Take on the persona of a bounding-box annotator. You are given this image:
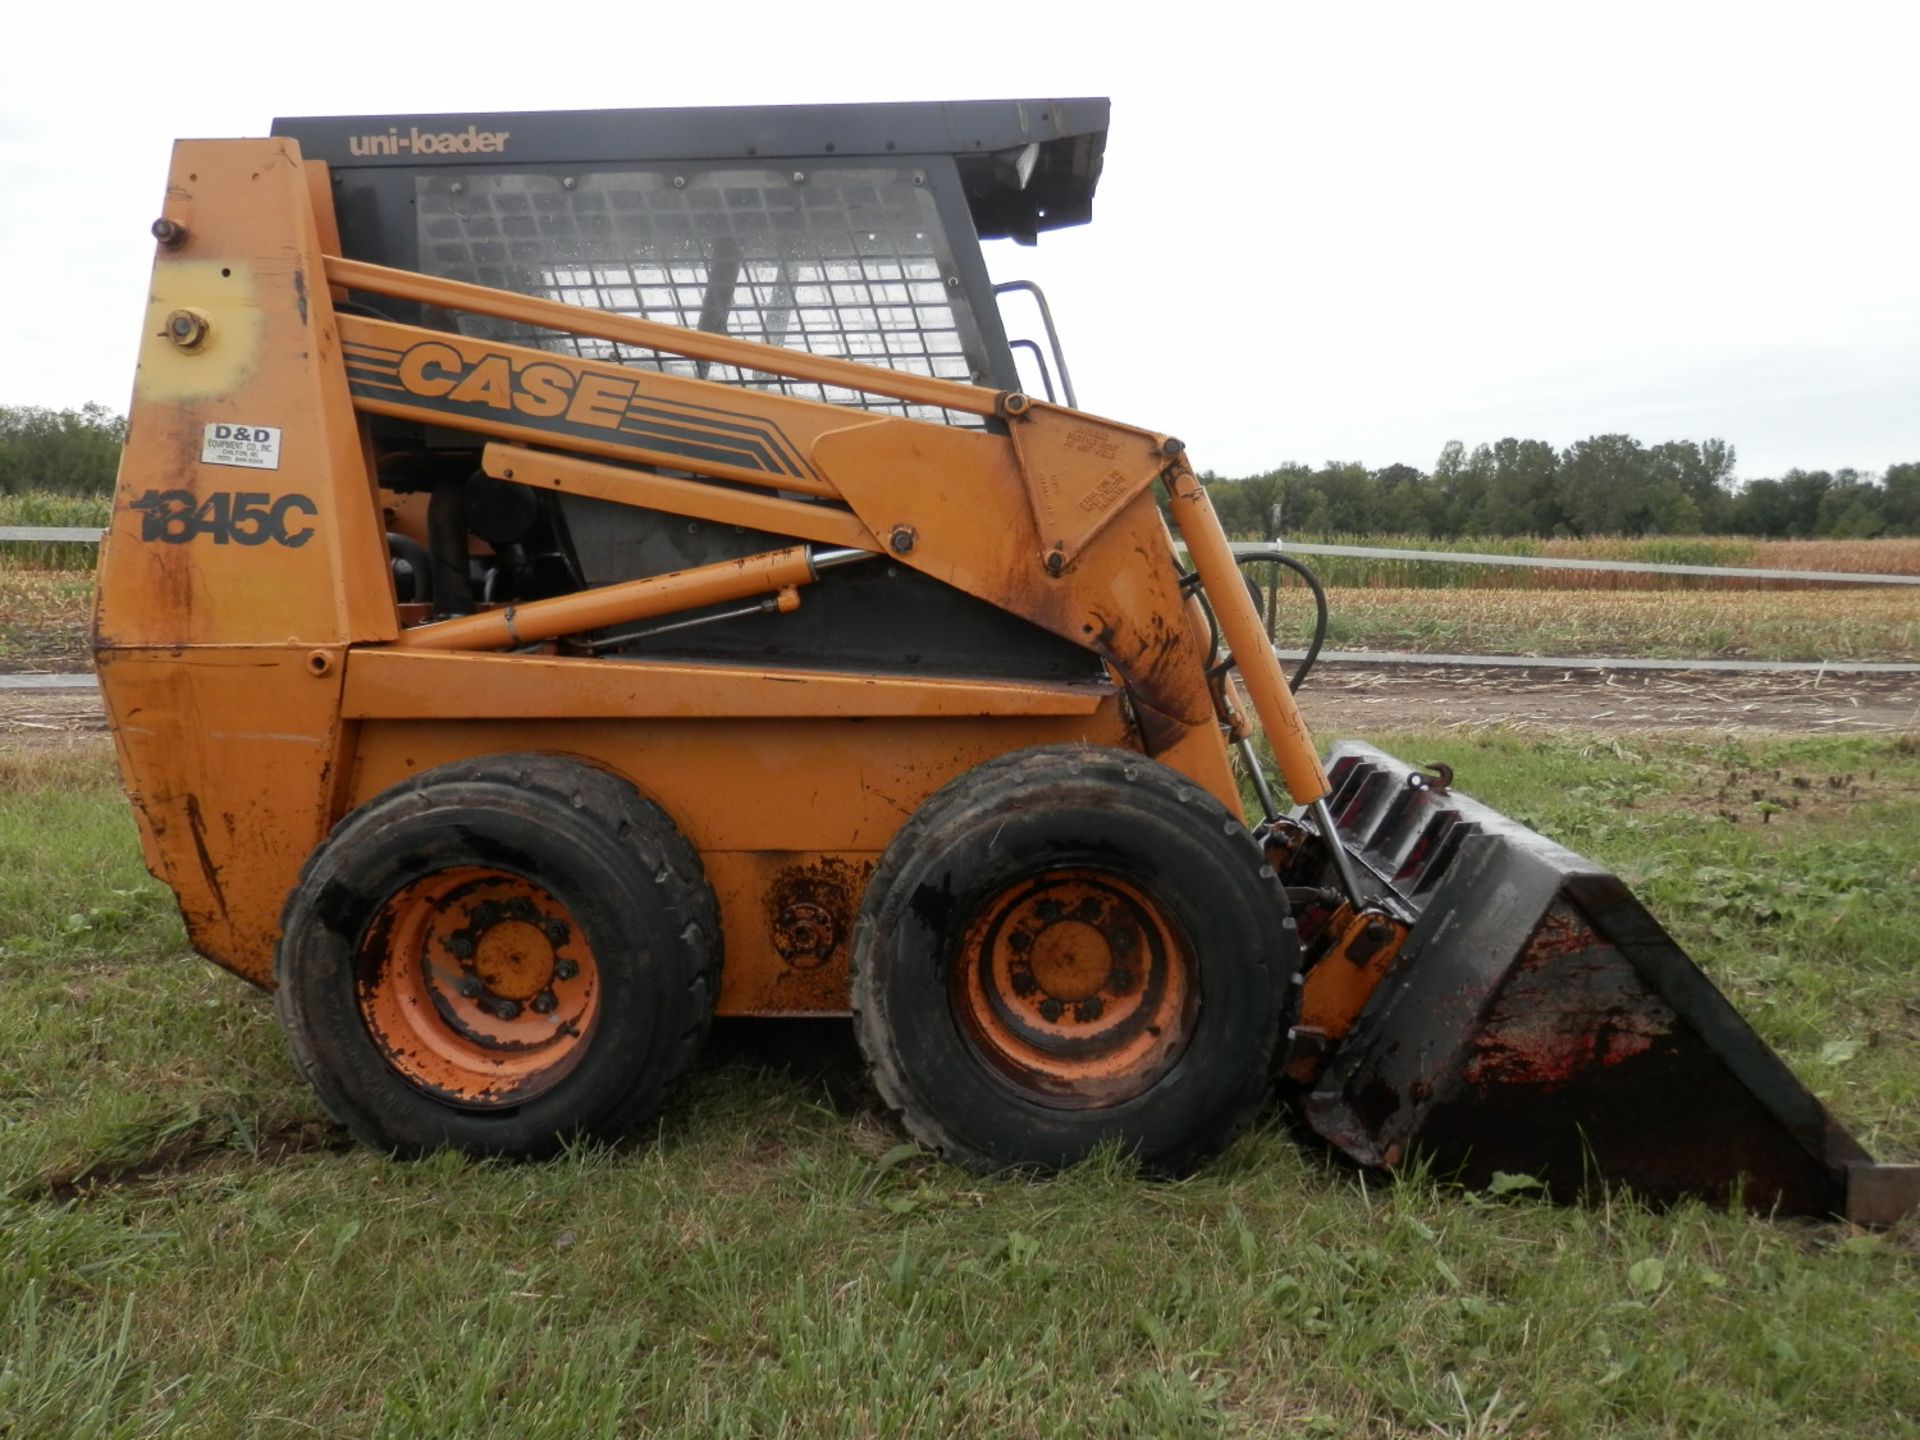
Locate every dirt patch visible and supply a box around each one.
[38,1120,353,1204]
[1298,663,1920,737]
[0,569,93,672]
[701,1017,871,1117]
[0,689,109,749]
[6,667,1917,759]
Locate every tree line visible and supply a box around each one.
[0,405,128,497]
[1205,435,1920,539]
[5,403,1917,539]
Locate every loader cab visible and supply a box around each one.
[273,99,1107,677]
[274,99,1101,422]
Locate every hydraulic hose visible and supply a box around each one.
[1235,549,1330,693]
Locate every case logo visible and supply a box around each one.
[393,342,636,428]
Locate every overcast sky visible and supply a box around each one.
[3,1,1913,480]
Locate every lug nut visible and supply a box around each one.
[1038,998,1064,1022]
[456,978,482,999]
[1075,998,1105,1023]
[446,935,474,960]
[491,998,522,1021]
[531,991,558,1015]
[553,958,579,982]
[543,919,570,945]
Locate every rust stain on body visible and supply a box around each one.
[182,794,230,919]
[1459,909,1670,1090]
[766,856,873,971]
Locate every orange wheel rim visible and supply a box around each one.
[355,867,600,1106]
[951,869,1196,1107]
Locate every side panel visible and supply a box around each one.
[346,706,1133,1015]
[96,139,394,650]
[97,648,349,985]
[95,139,395,984]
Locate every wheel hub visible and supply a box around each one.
[952,870,1196,1106]
[1025,919,1114,1004]
[356,868,599,1106]
[471,919,556,1000]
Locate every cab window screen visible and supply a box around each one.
[416,166,988,425]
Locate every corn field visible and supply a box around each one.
[0,492,109,570]
[1297,586,1920,662]
[1237,532,1920,590]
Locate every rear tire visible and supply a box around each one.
[850,745,1294,1174]
[274,754,719,1158]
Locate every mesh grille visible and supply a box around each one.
[417,167,989,425]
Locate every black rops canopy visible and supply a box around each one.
[272,98,1108,243]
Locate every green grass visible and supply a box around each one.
[1,737,1916,1437]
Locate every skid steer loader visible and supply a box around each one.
[96,99,1914,1222]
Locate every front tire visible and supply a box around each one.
[274,754,719,1158]
[850,745,1294,1174]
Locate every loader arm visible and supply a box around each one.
[318,252,1332,811]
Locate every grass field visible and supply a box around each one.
[3,733,1915,1437]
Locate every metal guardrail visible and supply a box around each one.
[1278,651,1920,674]
[1237,541,1920,587]
[0,526,104,542]
[1,674,98,691]
[10,652,1920,698]
[8,529,1920,587]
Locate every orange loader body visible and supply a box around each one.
[94,111,1913,1219]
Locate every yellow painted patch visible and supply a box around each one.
[134,260,263,401]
